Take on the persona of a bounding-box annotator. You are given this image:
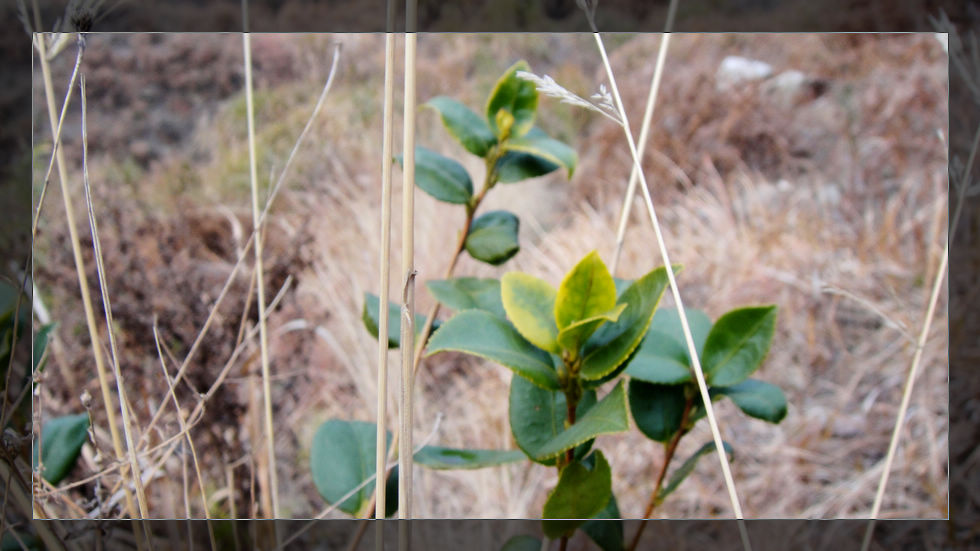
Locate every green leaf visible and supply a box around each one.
[625,330,692,385]
[554,252,616,332]
[494,150,561,183]
[532,381,630,461]
[425,96,497,157]
[465,210,520,266]
[504,127,577,179]
[542,451,612,539]
[657,441,734,503]
[650,308,713,358]
[486,60,538,138]
[555,251,618,333]
[625,308,713,385]
[395,146,473,204]
[509,374,597,466]
[383,465,399,518]
[628,380,687,443]
[581,494,624,551]
[33,413,89,485]
[713,379,788,423]
[33,322,57,372]
[500,272,560,353]
[310,419,388,516]
[580,266,674,380]
[414,446,525,470]
[702,306,778,387]
[361,292,436,349]
[556,303,626,354]
[426,309,560,390]
[426,277,505,318]
[500,535,541,551]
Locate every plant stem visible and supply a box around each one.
[627,395,693,551]
[360,147,503,521]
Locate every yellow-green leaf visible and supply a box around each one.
[486,60,538,138]
[555,251,617,332]
[579,266,675,380]
[556,303,627,355]
[501,272,560,354]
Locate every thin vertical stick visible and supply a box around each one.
[400,0,419,547]
[859,121,970,551]
[859,245,947,551]
[242,28,280,519]
[31,20,136,522]
[376,0,398,539]
[609,0,678,275]
[80,71,152,531]
[587,24,751,550]
[152,322,217,549]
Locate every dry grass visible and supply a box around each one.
[32,33,947,520]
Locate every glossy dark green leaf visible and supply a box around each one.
[494,150,561,183]
[713,378,787,423]
[504,128,577,179]
[628,380,687,443]
[310,419,388,516]
[542,451,612,539]
[579,266,674,380]
[425,96,497,157]
[34,413,89,485]
[395,146,473,204]
[657,441,734,503]
[624,329,693,385]
[426,277,505,318]
[414,446,525,469]
[509,374,597,466]
[33,322,56,372]
[361,292,436,349]
[465,210,520,266]
[532,381,630,461]
[702,306,778,387]
[581,494,624,551]
[426,309,560,390]
[649,307,713,358]
[486,60,538,138]
[500,535,541,551]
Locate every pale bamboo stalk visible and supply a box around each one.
[588,26,751,549]
[859,245,947,551]
[152,321,217,549]
[859,117,971,551]
[376,5,398,533]
[136,45,341,451]
[79,73,153,528]
[31,23,136,521]
[400,1,419,546]
[242,30,280,520]
[609,0,678,274]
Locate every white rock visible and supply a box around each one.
[762,69,809,108]
[716,55,773,91]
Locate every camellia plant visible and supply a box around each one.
[309,61,788,550]
[310,60,577,518]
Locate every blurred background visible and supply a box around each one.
[31,33,948,520]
